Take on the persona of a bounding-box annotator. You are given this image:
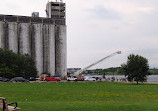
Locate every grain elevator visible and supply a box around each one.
[0,1,67,77]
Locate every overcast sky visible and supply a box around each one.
[0,0,158,69]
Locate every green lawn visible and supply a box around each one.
[0,82,158,111]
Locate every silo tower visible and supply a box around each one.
[46,1,67,77]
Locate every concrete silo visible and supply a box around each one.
[0,22,5,49]
[18,23,31,55]
[8,22,18,53]
[55,25,67,77]
[0,1,67,77]
[46,1,67,76]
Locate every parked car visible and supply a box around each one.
[45,77,61,82]
[95,77,102,81]
[0,77,10,82]
[67,76,78,81]
[35,77,41,81]
[29,77,37,81]
[85,77,96,81]
[10,77,29,82]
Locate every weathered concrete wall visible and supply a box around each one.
[33,24,43,75]
[19,23,31,55]
[0,21,66,77]
[8,22,18,53]
[43,24,56,75]
[0,22,5,49]
[55,25,67,76]
[43,24,49,73]
[48,25,55,75]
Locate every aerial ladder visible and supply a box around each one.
[74,51,121,76]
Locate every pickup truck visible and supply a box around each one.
[67,76,78,81]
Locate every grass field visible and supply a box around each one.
[0,82,158,111]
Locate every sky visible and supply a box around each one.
[0,0,158,69]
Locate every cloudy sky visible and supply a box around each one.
[0,0,158,69]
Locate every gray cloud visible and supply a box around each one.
[86,5,120,20]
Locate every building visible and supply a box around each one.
[0,1,67,77]
[46,2,66,19]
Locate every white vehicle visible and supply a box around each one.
[67,76,78,81]
[85,77,96,81]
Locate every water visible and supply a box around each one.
[88,75,158,83]
[147,75,158,83]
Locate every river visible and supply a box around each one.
[87,75,158,83]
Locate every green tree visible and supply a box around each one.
[0,48,37,79]
[22,54,37,78]
[0,63,15,78]
[121,54,150,84]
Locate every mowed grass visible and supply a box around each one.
[0,82,158,111]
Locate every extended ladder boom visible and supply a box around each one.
[74,51,121,76]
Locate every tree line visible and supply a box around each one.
[85,67,124,75]
[85,67,157,75]
[0,48,37,79]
